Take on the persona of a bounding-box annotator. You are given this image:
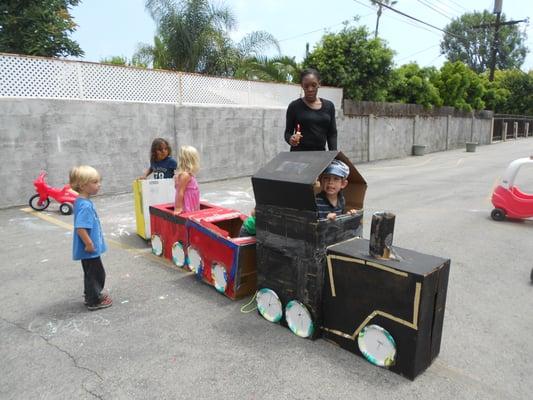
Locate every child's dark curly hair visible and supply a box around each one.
[150,138,172,163]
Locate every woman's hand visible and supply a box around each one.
[326,212,337,220]
[173,208,182,216]
[290,131,303,146]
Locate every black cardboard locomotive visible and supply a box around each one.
[252,151,451,380]
[323,237,450,380]
[252,151,366,338]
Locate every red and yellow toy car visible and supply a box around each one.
[491,156,533,221]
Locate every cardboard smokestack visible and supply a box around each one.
[369,212,396,259]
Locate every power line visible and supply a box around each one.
[438,0,468,15]
[368,0,465,40]
[416,0,453,20]
[278,13,375,42]
[396,44,441,63]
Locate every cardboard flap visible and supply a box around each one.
[252,151,367,212]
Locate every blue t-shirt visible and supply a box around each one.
[150,156,177,179]
[72,197,107,260]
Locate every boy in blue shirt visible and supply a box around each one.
[70,165,112,310]
[316,159,357,220]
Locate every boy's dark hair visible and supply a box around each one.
[300,68,320,83]
[150,138,172,163]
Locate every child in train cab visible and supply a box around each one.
[239,208,256,237]
[139,138,177,179]
[174,145,201,215]
[316,159,357,221]
[69,165,112,311]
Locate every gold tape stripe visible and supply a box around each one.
[365,260,408,277]
[327,256,336,297]
[322,271,422,341]
[20,207,192,272]
[413,282,421,327]
[328,254,366,265]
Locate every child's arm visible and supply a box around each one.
[138,167,153,180]
[77,228,95,253]
[174,172,191,215]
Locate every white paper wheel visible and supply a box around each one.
[187,248,203,274]
[211,263,227,293]
[151,234,163,256]
[285,300,314,338]
[256,288,283,323]
[171,242,186,267]
[357,324,397,367]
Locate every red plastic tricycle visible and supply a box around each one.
[29,171,78,215]
[491,156,533,221]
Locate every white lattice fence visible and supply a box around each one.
[0,53,343,107]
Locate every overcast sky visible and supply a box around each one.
[70,0,532,71]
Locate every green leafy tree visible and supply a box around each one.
[0,0,83,57]
[433,61,486,112]
[370,0,397,38]
[387,63,442,108]
[304,25,394,101]
[440,11,527,73]
[491,69,533,115]
[137,0,279,75]
[100,56,148,68]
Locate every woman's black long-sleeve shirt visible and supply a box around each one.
[284,97,337,151]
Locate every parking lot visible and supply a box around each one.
[1,138,532,399]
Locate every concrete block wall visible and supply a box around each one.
[0,98,493,208]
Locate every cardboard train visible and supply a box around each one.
[142,151,450,380]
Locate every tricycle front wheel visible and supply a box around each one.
[29,194,50,211]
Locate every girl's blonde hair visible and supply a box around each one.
[69,165,101,192]
[177,145,200,175]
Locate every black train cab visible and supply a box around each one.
[252,151,367,339]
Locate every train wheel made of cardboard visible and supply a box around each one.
[151,234,163,256]
[256,288,283,323]
[211,263,228,293]
[187,247,203,276]
[357,324,397,368]
[285,300,314,338]
[171,241,186,267]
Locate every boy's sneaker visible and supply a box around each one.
[87,296,113,311]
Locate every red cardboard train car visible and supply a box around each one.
[149,202,256,300]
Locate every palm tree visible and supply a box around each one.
[234,56,298,83]
[370,0,397,38]
[137,0,280,76]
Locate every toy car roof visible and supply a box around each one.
[252,151,367,212]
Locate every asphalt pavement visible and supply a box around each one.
[1,138,532,399]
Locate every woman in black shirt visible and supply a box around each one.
[284,68,337,151]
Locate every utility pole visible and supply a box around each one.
[483,0,527,81]
[488,0,502,81]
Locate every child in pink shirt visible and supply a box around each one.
[174,145,200,215]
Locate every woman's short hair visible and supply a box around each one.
[300,68,320,83]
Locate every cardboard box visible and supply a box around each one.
[149,202,257,300]
[323,238,450,380]
[149,202,223,266]
[252,151,367,339]
[188,212,257,300]
[133,178,175,239]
